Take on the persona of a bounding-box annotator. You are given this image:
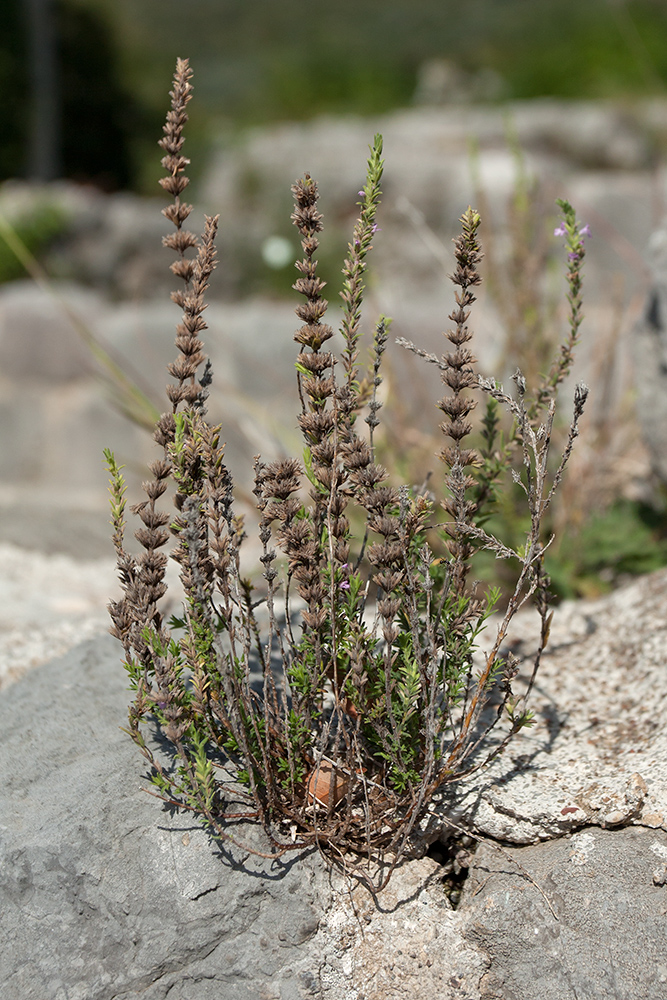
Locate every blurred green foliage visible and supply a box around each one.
[546,497,667,599]
[0,0,149,189]
[77,0,667,125]
[470,492,667,603]
[0,201,69,284]
[0,0,29,180]
[3,0,667,191]
[56,1,148,189]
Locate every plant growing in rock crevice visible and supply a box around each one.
[105,58,588,889]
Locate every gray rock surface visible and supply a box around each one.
[2,566,667,998]
[0,181,176,302]
[0,632,329,1000]
[0,281,306,505]
[422,567,667,846]
[0,542,118,689]
[463,827,667,1000]
[0,633,485,1000]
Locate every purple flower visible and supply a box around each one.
[579,224,592,238]
[340,581,351,591]
[567,251,580,262]
[371,224,380,235]
[554,223,567,237]
[358,190,365,197]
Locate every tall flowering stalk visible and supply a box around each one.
[338,138,383,429]
[536,199,591,412]
[438,207,483,596]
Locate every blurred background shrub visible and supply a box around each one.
[3,0,667,193]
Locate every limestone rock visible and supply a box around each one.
[0,634,326,1000]
[2,567,667,996]
[421,567,667,847]
[0,542,118,690]
[461,827,667,999]
[0,634,482,1000]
